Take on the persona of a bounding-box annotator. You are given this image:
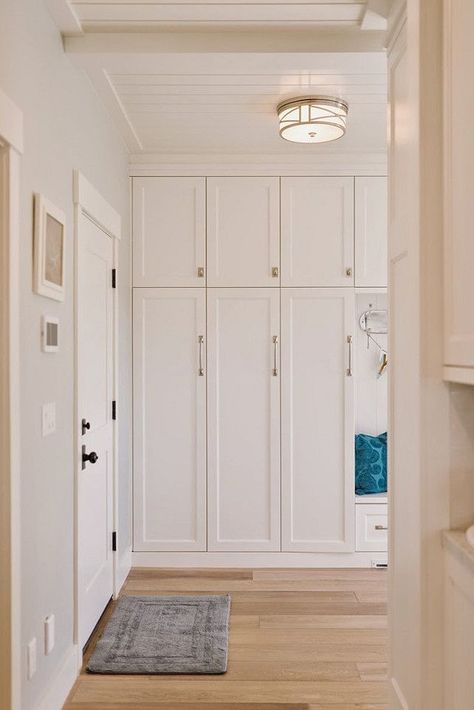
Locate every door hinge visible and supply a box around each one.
[112,268,117,289]
[112,531,117,552]
[112,400,117,420]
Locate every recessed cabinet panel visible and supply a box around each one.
[355,177,387,288]
[444,0,474,371]
[133,177,206,287]
[133,288,206,551]
[207,177,280,286]
[281,288,355,552]
[207,288,280,551]
[281,177,354,287]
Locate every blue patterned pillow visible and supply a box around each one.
[355,432,387,495]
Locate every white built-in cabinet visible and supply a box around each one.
[281,289,354,552]
[132,175,388,557]
[355,177,387,288]
[133,177,206,287]
[443,0,474,383]
[281,177,354,287]
[133,288,206,551]
[207,177,280,286]
[207,289,280,551]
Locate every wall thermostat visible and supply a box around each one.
[42,316,59,352]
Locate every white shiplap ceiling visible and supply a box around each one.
[51,1,389,158]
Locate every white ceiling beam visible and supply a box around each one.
[361,0,390,29]
[45,0,83,35]
[65,29,387,62]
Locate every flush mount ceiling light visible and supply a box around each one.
[277,96,349,144]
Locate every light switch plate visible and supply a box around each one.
[27,638,37,680]
[42,402,56,437]
[44,614,55,655]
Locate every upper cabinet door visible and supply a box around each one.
[133,177,206,287]
[281,177,354,287]
[444,0,474,372]
[207,177,280,286]
[355,177,388,288]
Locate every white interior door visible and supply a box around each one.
[208,288,280,551]
[77,212,115,647]
[281,288,355,552]
[133,177,206,287]
[355,177,388,288]
[281,177,354,287]
[133,288,206,551]
[207,177,280,286]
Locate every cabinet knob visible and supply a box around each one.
[197,267,205,278]
[272,267,279,278]
[346,267,353,277]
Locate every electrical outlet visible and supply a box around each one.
[44,615,55,655]
[27,638,37,680]
[42,402,56,437]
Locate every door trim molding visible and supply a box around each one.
[73,171,122,647]
[0,89,23,710]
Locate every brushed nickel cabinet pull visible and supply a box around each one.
[375,524,388,531]
[346,335,353,377]
[272,266,279,278]
[198,335,204,376]
[272,335,279,376]
[197,267,205,278]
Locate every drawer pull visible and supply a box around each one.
[375,524,388,531]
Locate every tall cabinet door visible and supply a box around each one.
[281,289,355,552]
[207,177,280,286]
[133,177,206,287]
[281,177,354,287]
[208,288,280,551]
[133,288,206,551]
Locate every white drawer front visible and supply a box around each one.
[356,504,388,552]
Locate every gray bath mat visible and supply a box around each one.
[87,595,231,675]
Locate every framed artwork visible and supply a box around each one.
[34,193,66,301]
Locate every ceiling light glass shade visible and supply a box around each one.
[277,97,349,144]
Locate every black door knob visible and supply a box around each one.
[82,449,99,465]
[81,418,91,435]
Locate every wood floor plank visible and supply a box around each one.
[64,568,388,709]
[259,614,387,629]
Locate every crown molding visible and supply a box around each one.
[129,152,388,177]
[45,0,83,36]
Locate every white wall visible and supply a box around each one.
[0,2,131,708]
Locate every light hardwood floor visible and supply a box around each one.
[64,568,388,709]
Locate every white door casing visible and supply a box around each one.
[207,288,280,551]
[355,176,388,288]
[133,288,206,551]
[281,288,355,552]
[77,211,115,647]
[281,177,354,287]
[207,177,280,287]
[133,177,206,287]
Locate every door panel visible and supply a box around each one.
[355,177,388,288]
[133,177,206,287]
[77,213,114,647]
[281,177,354,287]
[281,288,355,552]
[133,288,206,551]
[208,288,280,551]
[207,177,280,286]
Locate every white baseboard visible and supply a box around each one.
[37,645,80,710]
[115,546,132,597]
[132,551,387,568]
[390,677,410,710]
